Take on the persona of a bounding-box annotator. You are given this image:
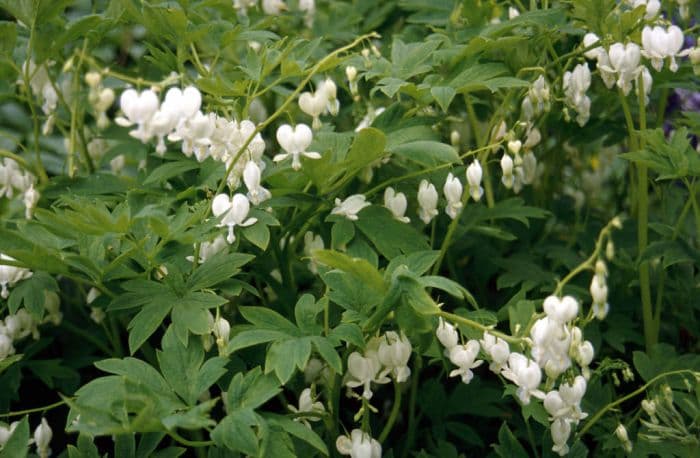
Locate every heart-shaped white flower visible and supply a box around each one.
[212,193,258,243]
[273,124,320,170]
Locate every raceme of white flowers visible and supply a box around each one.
[434,291,596,456]
[344,331,412,400]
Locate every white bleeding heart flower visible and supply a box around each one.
[501,154,514,189]
[377,331,412,382]
[417,179,439,224]
[331,194,370,221]
[345,351,389,399]
[243,161,271,205]
[443,173,463,219]
[115,88,160,142]
[288,387,325,427]
[448,340,483,384]
[0,253,33,299]
[262,0,287,15]
[543,295,579,324]
[480,332,510,373]
[274,124,321,170]
[336,429,382,458]
[436,317,459,350]
[384,187,410,223]
[299,91,327,128]
[466,160,484,202]
[212,193,258,243]
[501,352,545,404]
[642,25,685,72]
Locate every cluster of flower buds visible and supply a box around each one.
[590,259,610,319]
[545,376,588,455]
[344,331,412,400]
[299,78,339,129]
[336,429,381,458]
[500,136,537,193]
[563,63,592,127]
[522,75,551,121]
[85,71,115,129]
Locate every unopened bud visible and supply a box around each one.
[611,216,623,229]
[641,399,656,417]
[85,71,102,88]
[606,240,615,260]
[450,130,460,147]
[346,65,357,82]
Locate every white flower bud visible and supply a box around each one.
[34,418,52,458]
[436,317,459,349]
[466,160,484,202]
[443,173,463,219]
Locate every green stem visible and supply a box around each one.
[438,310,522,344]
[576,369,698,438]
[61,320,115,356]
[553,217,619,296]
[166,430,214,448]
[0,398,70,417]
[637,77,654,352]
[378,381,402,442]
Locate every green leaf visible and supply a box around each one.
[493,422,529,458]
[157,327,225,406]
[228,329,290,353]
[267,415,328,455]
[355,206,430,259]
[312,336,343,372]
[508,300,536,337]
[187,252,254,291]
[313,250,385,294]
[0,354,22,374]
[226,367,281,410]
[390,38,440,79]
[239,307,299,334]
[431,86,456,112]
[331,219,355,250]
[7,271,57,317]
[397,274,440,315]
[127,301,173,354]
[0,415,29,458]
[143,160,200,185]
[265,338,311,383]
[0,21,17,56]
[389,140,459,166]
[294,294,323,333]
[386,250,440,277]
[211,410,259,456]
[95,357,173,398]
[241,223,270,250]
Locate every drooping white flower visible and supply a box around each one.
[345,350,389,399]
[262,0,287,15]
[602,42,642,95]
[543,295,579,324]
[443,173,463,219]
[0,254,33,299]
[642,25,685,72]
[299,90,327,129]
[23,185,40,219]
[480,332,510,373]
[187,235,228,264]
[288,387,325,427]
[115,88,160,142]
[563,63,592,126]
[212,193,258,243]
[436,317,459,350]
[336,429,382,458]
[318,77,339,115]
[298,0,316,27]
[34,417,52,458]
[0,333,15,360]
[274,124,321,170]
[303,231,324,273]
[501,352,545,404]
[448,340,483,384]
[551,418,571,456]
[331,194,370,221]
[466,160,484,202]
[417,180,438,224]
[243,161,271,205]
[377,331,412,382]
[530,316,572,379]
[501,154,514,189]
[384,187,410,223]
